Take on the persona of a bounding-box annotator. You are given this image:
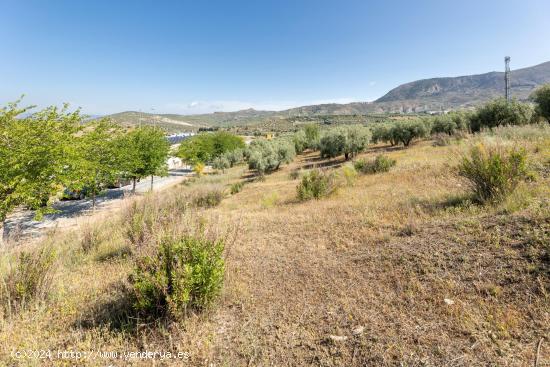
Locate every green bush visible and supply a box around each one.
[212,156,230,172]
[354,155,396,174]
[130,236,224,318]
[431,116,457,136]
[230,181,244,194]
[177,131,245,164]
[469,98,533,133]
[1,247,56,313]
[341,165,358,186]
[297,169,339,201]
[458,144,529,203]
[192,188,225,208]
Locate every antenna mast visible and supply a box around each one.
[504,56,511,101]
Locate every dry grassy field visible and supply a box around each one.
[1,126,549,366]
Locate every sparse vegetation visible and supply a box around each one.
[230,181,244,194]
[458,144,529,203]
[1,247,56,315]
[297,169,339,200]
[354,154,396,174]
[130,235,225,318]
[192,187,225,208]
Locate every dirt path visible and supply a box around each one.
[2,168,192,244]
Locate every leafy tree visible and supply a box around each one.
[303,123,320,149]
[123,126,170,193]
[70,119,126,208]
[390,120,428,146]
[0,100,81,244]
[222,148,244,167]
[212,156,230,172]
[468,98,533,132]
[177,131,244,164]
[431,115,457,136]
[293,130,308,154]
[248,139,295,175]
[319,125,371,159]
[530,84,550,122]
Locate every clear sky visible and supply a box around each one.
[2,0,550,115]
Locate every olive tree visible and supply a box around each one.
[390,120,428,146]
[248,139,295,175]
[319,125,371,160]
[531,84,550,122]
[468,98,533,132]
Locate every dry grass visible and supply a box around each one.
[0,130,549,366]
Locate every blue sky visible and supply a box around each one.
[2,0,550,115]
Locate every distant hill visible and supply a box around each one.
[374,61,550,111]
[104,60,550,131]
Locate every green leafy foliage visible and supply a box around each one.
[469,98,533,133]
[530,84,550,122]
[458,144,529,203]
[297,169,339,201]
[177,131,245,164]
[130,236,225,318]
[0,100,82,222]
[319,125,371,160]
[354,155,396,174]
[390,120,428,146]
[122,126,170,192]
[247,139,296,175]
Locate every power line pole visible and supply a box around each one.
[504,56,511,101]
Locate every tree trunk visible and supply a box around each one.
[150,175,154,191]
[132,177,136,194]
[345,152,349,160]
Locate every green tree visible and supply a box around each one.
[319,125,371,160]
[469,98,533,132]
[303,123,320,149]
[390,120,428,146]
[123,126,170,193]
[531,84,550,122]
[177,131,244,164]
[248,139,295,175]
[0,100,81,244]
[70,119,126,209]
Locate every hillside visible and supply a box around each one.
[104,60,550,131]
[376,61,550,110]
[1,125,549,365]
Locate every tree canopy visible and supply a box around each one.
[177,131,244,164]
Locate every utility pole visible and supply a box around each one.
[504,56,511,101]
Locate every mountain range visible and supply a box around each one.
[105,60,550,130]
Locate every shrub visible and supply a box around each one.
[1,247,56,313]
[130,236,224,318]
[192,188,225,208]
[293,130,308,154]
[303,123,320,149]
[193,162,205,176]
[124,200,156,247]
[81,225,101,253]
[230,181,244,194]
[212,156,230,172]
[469,98,533,133]
[341,165,358,186]
[289,169,301,180]
[260,192,280,208]
[354,155,396,174]
[297,169,339,201]
[458,144,529,203]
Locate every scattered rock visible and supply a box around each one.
[444,298,455,305]
[329,335,348,342]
